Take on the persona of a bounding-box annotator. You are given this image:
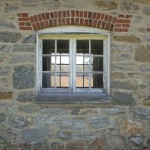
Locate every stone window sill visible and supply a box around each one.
[35,93,111,105]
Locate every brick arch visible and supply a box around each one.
[17,10,132,32]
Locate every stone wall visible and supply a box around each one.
[0,0,150,150]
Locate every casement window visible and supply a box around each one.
[36,27,110,97]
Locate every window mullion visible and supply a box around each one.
[55,39,57,88]
[89,39,91,89]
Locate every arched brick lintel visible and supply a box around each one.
[17,10,132,32]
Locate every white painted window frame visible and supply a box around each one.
[36,26,111,96]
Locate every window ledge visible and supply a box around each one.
[35,93,111,104]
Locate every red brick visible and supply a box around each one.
[67,18,70,25]
[19,27,32,30]
[17,13,28,17]
[32,23,37,30]
[42,13,47,20]
[34,15,38,22]
[75,18,79,25]
[126,15,132,19]
[62,18,66,25]
[71,18,75,25]
[54,19,57,26]
[18,17,29,21]
[106,23,111,30]
[58,11,62,18]
[19,22,25,26]
[80,18,84,25]
[89,19,92,26]
[101,14,104,20]
[96,13,100,19]
[46,13,50,19]
[40,21,44,29]
[54,12,58,18]
[104,15,108,21]
[93,20,97,27]
[76,10,79,17]
[26,22,31,26]
[85,19,88,26]
[112,17,117,24]
[122,24,130,28]
[36,22,40,29]
[67,10,70,17]
[108,15,112,22]
[71,10,75,17]
[80,11,83,17]
[58,19,62,26]
[115,24,121,27]
[50,12,54,18]
[92,12,97,19]
[62,11,66,17]
[110,24,114,31]
[116,19,131,23]
[84,11,88,18]
[49,20,54,27]
[38,14,42,21]
[118,14,125,18]
[44,20,49,28]
[114,28,128,32]
[88,12,92,18]
[101,21,106,29]
[30,16,34,23]
[97,21,101,28]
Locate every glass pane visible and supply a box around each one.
[76,55,83,64]
[61,55,69,64]
[76,65,83,72]
[84,65,91,72]
[77,40,89,54]
[91,40,103,55]
[43,56,51,71]
[57,40,69,53]
[61,65,69,72]
[93,57,103,71]
[51,65,60,72]
[76,74,83,87]
[76,73,89,88]
[60,75,69,87]
[91,73,103,88]
[84,56,90,64]
[43,40,55,54]
[42,73,55,88]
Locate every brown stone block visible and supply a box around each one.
[133,0,150,4]
[0,92,12,99]
[66,141,85,150]
[135,45,150,63]
[113,35,141,43]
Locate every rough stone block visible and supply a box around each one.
[112,92,136,106]
[102,107,126,115]
[0,32,22,43]
[13,65,34,89]
[90,116,110,129]
[57,131,72,140]
[121,2,139,11]
[133,108,150,120]
[135,45,150,63]
[111,80,134,90]
[113,35,141,43]
[9,54,35,64]
[0,21,15,30]
[143,7,150,15]
[22,128,49,143]
[119,119,144,136]
[0,67,11,76]
[0,45,11,53]
[51,143,65,150]
[140,65,150,72]
[133,0,150,4]
[87,137,108,150]
[0,54,4,63]
[0,92,12,99]
[93,1,118,10]
[13,45,35,52]
[0,113,6,123]
[17,91,34,103]
[66,141,85,150]
[22,35,36,44]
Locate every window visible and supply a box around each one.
[36,27,110,96]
